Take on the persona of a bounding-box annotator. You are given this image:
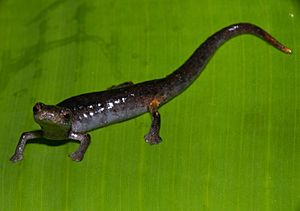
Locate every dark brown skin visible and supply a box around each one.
[10,23,291,162]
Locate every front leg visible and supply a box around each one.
[144,100,162,145]
[68,132,90,161]
[10,130,43,162]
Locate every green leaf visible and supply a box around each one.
[0,0,299,210]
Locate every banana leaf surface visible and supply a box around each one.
[0,0,299,210]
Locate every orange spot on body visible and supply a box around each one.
[150,99,160,107]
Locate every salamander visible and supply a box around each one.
[10,23,292,162]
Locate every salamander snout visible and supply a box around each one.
[33,102,45,114]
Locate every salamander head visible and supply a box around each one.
[33,102,73,138]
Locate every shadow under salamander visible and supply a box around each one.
[28,138,78,147]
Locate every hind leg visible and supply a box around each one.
[144,100,162,144]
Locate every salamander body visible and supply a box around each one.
[10,23,291,162]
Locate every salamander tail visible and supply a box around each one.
[163,23,291,100]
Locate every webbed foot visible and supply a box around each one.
[144,133,162,145]
[10,153,24,163]
[69,151,84,162]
